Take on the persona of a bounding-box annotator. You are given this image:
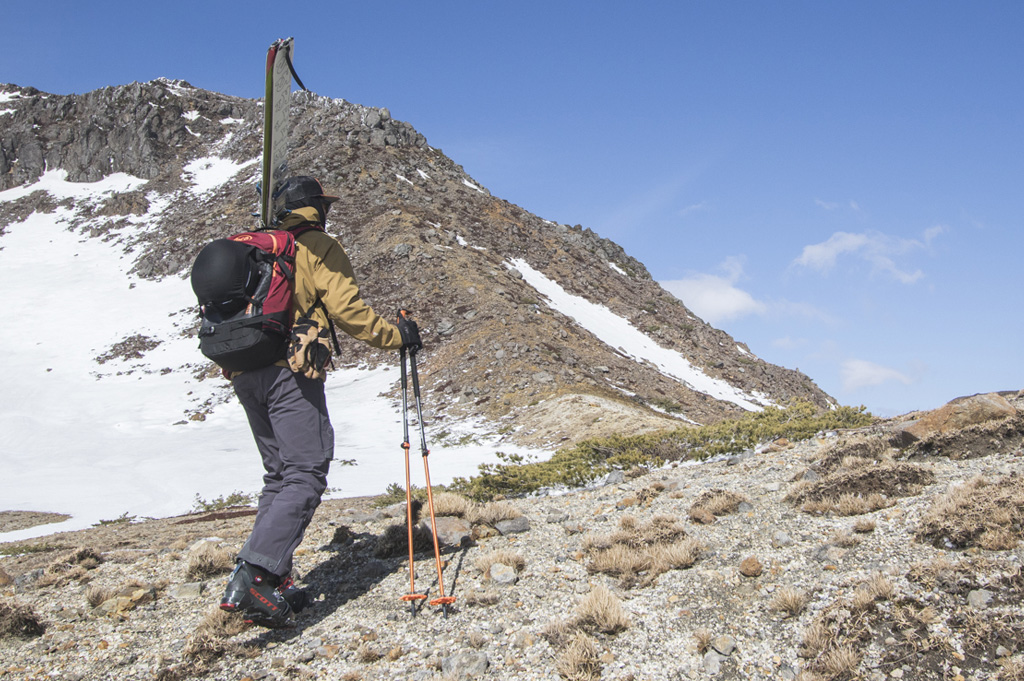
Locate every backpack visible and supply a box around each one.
[190,230,298,373]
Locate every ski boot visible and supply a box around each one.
[219,561,294,628]
[278,575,312,614]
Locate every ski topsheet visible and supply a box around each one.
[260,38,297,229]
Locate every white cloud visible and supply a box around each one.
[661,256,767,325]
[840,359,913,391]
[678,201,710,218]
[792,228,942,284]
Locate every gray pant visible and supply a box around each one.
[232,365,334,578]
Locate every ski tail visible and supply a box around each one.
[260,37,298,229]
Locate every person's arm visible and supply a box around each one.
[311,237,403,351]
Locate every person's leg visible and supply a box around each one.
[235,366,334,578]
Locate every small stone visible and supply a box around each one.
[489,563,518,586]
[772,532,794,548]
[545,511,569,523]
[494,517,530,535]
[996,645,1011,658]
[316,644,340,658]
[739,557,763,578]
[890,670,904,678]
[967,589,993,609]
[604,470,625,485]
[168,582,205,599]
[703,650,722,675]
[297,650,315,663]
[711,636,736,656]
[442,651,489,679]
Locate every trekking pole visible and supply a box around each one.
[409,346,456,618]
[399,347,426,617]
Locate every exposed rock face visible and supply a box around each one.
[898,392,1017,443]
[0,79,834,442]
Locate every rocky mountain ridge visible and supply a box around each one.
[0,78,831,444]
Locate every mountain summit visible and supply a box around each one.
[0,79,832,445]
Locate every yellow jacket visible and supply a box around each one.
[282,207,403,352]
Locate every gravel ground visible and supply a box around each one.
[2,396,1023,681]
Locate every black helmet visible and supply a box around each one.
[273,176,339,222]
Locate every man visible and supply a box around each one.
[219,176,421,627]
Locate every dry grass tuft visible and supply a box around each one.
[585,514,699,588]
[787,462,933,515]
[467,500,522,527]
[587,544,653,582]
[462,589,500,607]
[830,529,861,548]
[195,606,251,638]
[475,549,526,578]
[0,602,46,639]
[330,525,354,545]
[688,506,716,524]
[356,642,383,663]
[650,539,703,570]
[182,631,232,664]
[37,547,104,586]
[693,627,713,654]
[432,492,475,518]
[799,621,831,658]
[85,585,113,608]
[817,645,861,678]
[573,584,630,635]
[373,506,435,559]
[186,543,235,580]
[852,518,876,534]
[772,587,809,618]
[689,489,749,518]
[917,474,1024,549]
[542,618,576,648]
[555,632,602,681]
[998,656,1024,681]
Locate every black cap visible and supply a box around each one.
[275,176,340,211]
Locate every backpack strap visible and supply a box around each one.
[300,297,342,355]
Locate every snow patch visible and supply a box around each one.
[608,261,628,276]
[0,189,549,539]
[417,169,431,181]
[455,235,469,247]
[508,258,772,412]
[182,110,201,121]
[183,156,257,196]
[0,169,146,204]
[219,117,245,125]
[396,174,415,186]
[462,178,486,194]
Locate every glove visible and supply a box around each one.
[287,317,333,380]
[397,310,422,352]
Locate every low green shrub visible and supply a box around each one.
[449,402,872,501]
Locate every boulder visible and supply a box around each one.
[897,393,1017,443]
[424,516,472,548]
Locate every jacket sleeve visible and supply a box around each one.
[307,234,403,351]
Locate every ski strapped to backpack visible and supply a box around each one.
[190,226,340,375]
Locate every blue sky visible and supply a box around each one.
[5,1,1022,416]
